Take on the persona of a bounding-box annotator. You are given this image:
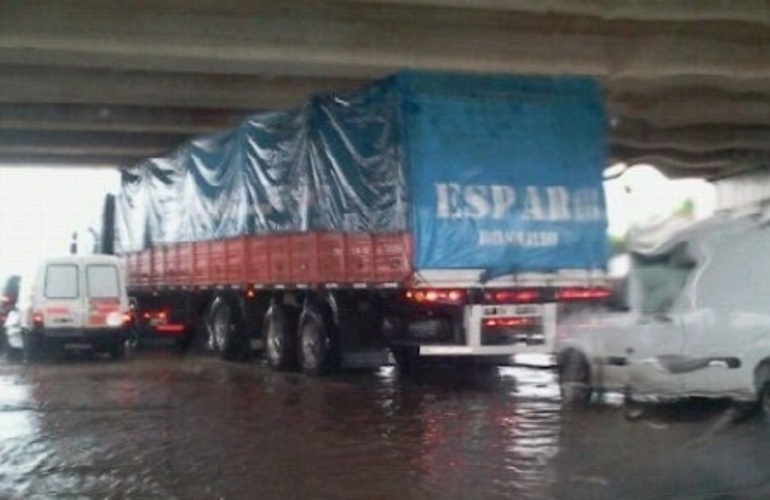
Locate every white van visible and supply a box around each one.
[556,212,770,415]
[4,255,131,360]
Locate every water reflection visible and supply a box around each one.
[0,370,46,498]
[1,355,764,499]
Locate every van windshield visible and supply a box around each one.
[44,264,79,299]
[634,242,695,315]
[86,265,119,298]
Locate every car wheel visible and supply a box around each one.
[558,350,593,407]
[298,307,339,376]
[263,305,297,371]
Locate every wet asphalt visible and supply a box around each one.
[1,349,769,500]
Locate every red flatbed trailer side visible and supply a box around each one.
[123,231,413,291]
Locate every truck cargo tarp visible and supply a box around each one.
[116,71,608,274]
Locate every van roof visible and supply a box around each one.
[39,255,121,266]
[627,212,761,257]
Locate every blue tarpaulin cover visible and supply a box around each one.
[116,71,608,274]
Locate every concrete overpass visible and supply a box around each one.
[1,0,769,179]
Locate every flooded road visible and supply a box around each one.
[1,353,770,499]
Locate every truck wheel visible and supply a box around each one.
[263,305,297,371]
[209,299,244,361]
[298,306,340,376]
[391,346,420,375]
[109,342,127,360]
[558,350,593,407]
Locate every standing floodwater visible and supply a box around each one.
[1,354,769,499]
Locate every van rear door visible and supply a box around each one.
[85,263,124,329]
[42,263,84,330]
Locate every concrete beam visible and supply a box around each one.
[610,89,770,129]
[612,125,770,154]
[0,1,768,80]
[0,130,187,158]
[358,0,770,24]
[0,65,366,109]
[610,145,770,179]
[0,154,135,168]
[0,104,248,133]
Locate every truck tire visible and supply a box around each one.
[558,350,593,408]
[298,306,340,376]
[263,305,297,371]
[109,341,127,360]
[391,346,421,375]
[208,298,246,361]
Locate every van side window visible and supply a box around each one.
[87,265,120,298]
[45,264,79,299]
[696,228,770,311]
[634,242,695,315]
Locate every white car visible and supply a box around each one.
[556,213,770,416]
[4,306,25,361]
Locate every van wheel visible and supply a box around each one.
[558,350,593,407]
[298,306,340,376]
[758,382,770,422]
[263,305,297,371]
[23,335,43,363]
[5,346,22,363]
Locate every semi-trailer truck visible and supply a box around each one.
[105,71,610,375]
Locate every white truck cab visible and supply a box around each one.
[4,254,131,361]
[556,212,770,412]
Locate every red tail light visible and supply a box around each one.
[155,324,186,334]
[555,287,611,302]
[483,317,537,328]
[142,310,167,320]
[484,289,542,304]
[405,289,466,305]
[32,311,44,327]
